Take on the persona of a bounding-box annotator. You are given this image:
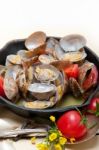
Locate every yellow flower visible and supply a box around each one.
[59,137,67,145]
[31,137,36,144]
[49,133,57,141]
[54,144,62,150]
[49,116,56,122]
[37,143,48,150]
[70,138,76,144]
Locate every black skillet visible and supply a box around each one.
[0,38,99,117]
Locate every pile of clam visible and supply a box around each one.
[0,31,98,109]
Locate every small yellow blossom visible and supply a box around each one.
[59,137,67,145]
[31,137,36,144]
[50,116,56,122]
[54,144,62,150]
[70,137,76,144]
[37,143,48,150]
[49,133,57,141]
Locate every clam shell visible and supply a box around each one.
[60,34,87,52]
[34,64,60,82]
[28,83,56,100]
[25,31,46,50]
[78,61,94,85]
[69,77,84,97]
[4,67,19,100]
[46,37,59,57]
[39,54,56,64]
[6,54,21,65]
[62,49,87,62]
[54,43,65,60]
[24,100,55,109]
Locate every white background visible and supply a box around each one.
[0,0,99,54]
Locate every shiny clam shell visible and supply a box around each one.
[6,54,21,65]
[28,83,56,100]
[4,67,19,100]
[25,31,46,50]
[60,34,87,52]
[69,77,84,97]
[39,54,56,64]
[62,49,87,62]
[78,61,94,85]
[34,64,60,82]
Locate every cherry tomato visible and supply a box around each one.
[82,65,98,91]
[88,97,99,113]
[57,110,87,139]
[0,76,5,97]
[64,64,79,79]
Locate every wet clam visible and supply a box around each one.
[60,34,87,52]
[78,61,94,85]
[62,49,87,62]
[24,100,55,109]
[3,67,19,101]
[46,37,59,57]
[39,54,56,64]
[25,31,46,51]
[69,77,84,97]
[6,54,21,65]
[28,83,56,100]
[34,64,60,82]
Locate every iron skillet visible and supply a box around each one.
[0,38,99,117]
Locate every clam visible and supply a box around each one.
[17,50,38,68]
[78,61,94,85]
[17,69,27,97]
[24,100,55,109]
[34,64,60,82]
[54,43,65,60]
[62,49,87,62]
[69,77,84,97]
[28,83,56,100]
[25,31,46,51]
[60,34,87,52]
[50,60,71,70]
[6,54,21,65]
[39,54,56,64]
[3,67,19,101]
[46,37,59,57]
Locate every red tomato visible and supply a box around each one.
[64,64,79,79]
[0,76,5,97]
[82,65,98,91]
[88,97,99,113]
[57,110,87,139]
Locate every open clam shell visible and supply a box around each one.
[62,49,87,62]
[28,83,56,100]
[69,77,84,97]
[39,54,56,64]
[4,67,19,101]
[6,54,21,65]
[46,37,59,57]
[34,64,60,82]
[25,31,46,50]
[60,34,87,52]
[78,61,94,85]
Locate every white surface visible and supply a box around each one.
[0,0,99,149]
[0,0,98,54]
